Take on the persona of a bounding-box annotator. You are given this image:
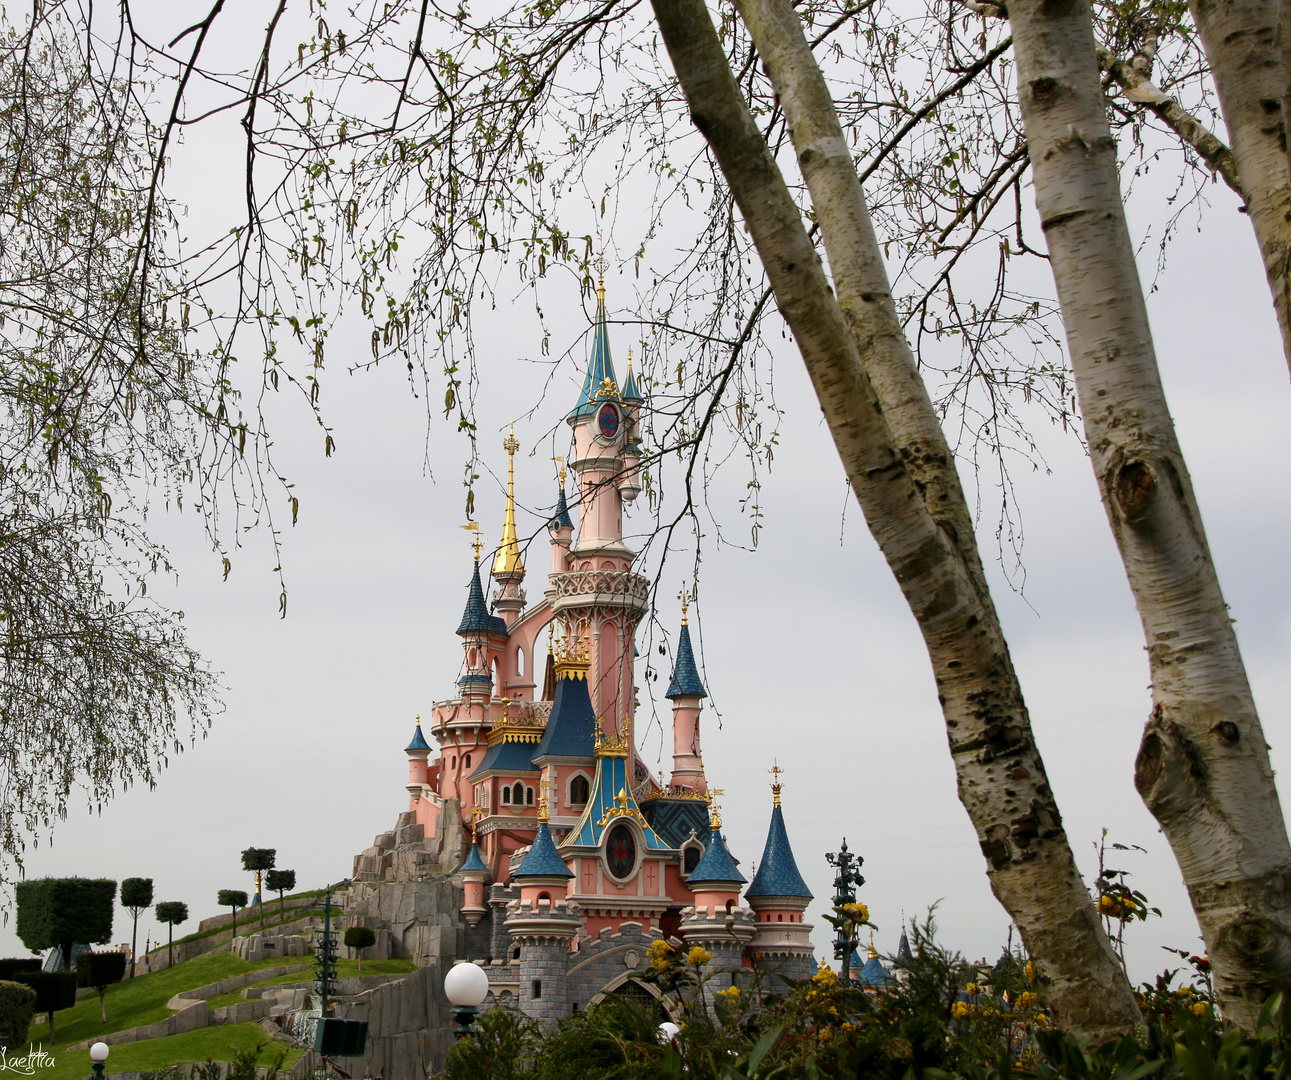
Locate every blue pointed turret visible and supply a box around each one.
[687,826,746,887]
[514,822,574,879]
[666,623,706,699]
[456,558,509,637]
[460,843,488,874]
[621,356,643,402]
[897,929,914,965]
[405,721,431,753]
[857,948,893,987]
[533,671,598,760]
[548,483,573,532]
[746,803,812,900]
[571,283,619,418]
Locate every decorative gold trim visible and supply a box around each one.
[638,786,710,804]
[597,787,649,828]
[554,631,591,679]
[487,698,547,746]
[594,717,632,758]
[770,761,783,808]
[592,376,621,403]
[493,424,525,576]
[707,788,725,829]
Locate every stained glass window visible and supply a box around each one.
[606,822,637,879]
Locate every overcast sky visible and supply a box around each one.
[2,0,1289,990]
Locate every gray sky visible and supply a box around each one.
[2,0,1289,990]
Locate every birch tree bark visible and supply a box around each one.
[647,0,1139,1038]
[1186,0,1291,377]
[1009,0,1291,1024]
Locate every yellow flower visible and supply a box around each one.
[1178,985,1195,996]
[1017,992,1041,1010]
[812,966,839,987]
[965,982,980,995]
[952,1001,973,1020]
[841,902,870,923]
[1034,1012,1049,1027]
[1024,960,1037,983]
[648,939,674,971]
[1191,1002,1211,1018]
[687,946,712,966]
[716,986,741,1000]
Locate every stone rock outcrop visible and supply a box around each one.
[353,804,466,882]
[344,878,466,965]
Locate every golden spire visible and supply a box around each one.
[708,788,725,829]
[868,931,878,959]
[470,804,484,843]
[770,761,783,808]
[460,521,483,561]
[493,425,524,576]
[678,582,692,626]
[537,777,554,823]
[594,241,608,300]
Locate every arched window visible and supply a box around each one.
[465,754,472,769]
[451,755,457,769]
[501,787,511,804]
[526,786,534,806]
[570,775,590,805]
[516,647,525,677]
[777,914,783,922]
[725,899,735,914]
[683,847,701,874]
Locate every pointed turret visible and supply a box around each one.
[514,822,575,880]
[547,465,574,577]
[404,719,431,753]
[687,826,745,888]
[457,557,509,638]
[492,428,527,626]
[533,635,598,760]
[746,767,816,982]
[621,349,643,402]
[897,928,913,965]
[668,594,707,793]
[571,278,619,418]
[666,622,706,699]
[405,717,432,804]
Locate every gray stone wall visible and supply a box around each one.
[567,923,662,1012]
[518,941,571,1031]
[489,885,518,960]
[344,877,465,965]
[332,960,459,1077]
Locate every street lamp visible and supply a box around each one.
[444,961,490,1039]
[89,1042,109,1080]
[658,1021,680,1047]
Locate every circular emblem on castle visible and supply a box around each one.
[605,822,636,879]
[597,402,621,441]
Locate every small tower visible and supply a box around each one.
[458,813,490,928]
[493,427,527,627]
[506,795,578,1030]
[680,795,754,1004]
[666,594,708,795]
[547,463,574,580]
[405,717,432,807]
[746,765,815,985]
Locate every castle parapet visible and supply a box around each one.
[549,569,650,616]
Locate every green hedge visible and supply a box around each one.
[0,979,36,1049]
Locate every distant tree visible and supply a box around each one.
[240,849,276,928]
[154,902,188,968]
[119,878,153,980]
[75,951,127,1023]
[0,980,35,1049]
[14,878,115,971]
[344,927,376,972]
[217,890,249,941]
[264,870,295,919]
[12,971,76,1042]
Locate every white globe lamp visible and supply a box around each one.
[658,1021,680,1046]
[444,961,490,1039]
[90,1042,110,1078]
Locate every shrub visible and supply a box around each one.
[344,926,376,970]
[0,979,36,1049]
[12,972,77,1042]
[14,878,116,971]
[0,959,41,982]
[531,997,671,1080]
[77,950,128,1022]
[120,878,154,978]
[445,1007,539,1080]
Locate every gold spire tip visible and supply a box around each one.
[678,583,692,626]
[708,787,724,829]
[769,761,783,807]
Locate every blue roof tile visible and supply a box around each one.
[687,826,745,887]
[621,363,643,402]
[548,485,574,531]
[460,844,488,873]
[533,675,598,760]
[405,722,431,752]
[457,560,509,637]
[745,805,812,900]
[857,954,893,986]
[666,624,706,699]
[514,823,573,879]
[571,287,619,419]
[561,754,669,851]
[470,738,541,778]
[897,930,913,965]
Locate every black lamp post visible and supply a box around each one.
[826,838,866,983]
[444,962,490,1039]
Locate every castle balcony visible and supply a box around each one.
[548,569,650,617]
[431,698,552,742]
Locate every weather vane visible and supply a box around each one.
[460,521,483,561]
[769,761,784,807]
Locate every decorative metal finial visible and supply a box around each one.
[678,582,692,626]
[708,788,725,829]
[537,777,555,823]
[461,521,483,561]
[548,622,555,653]
[769,761,783,807]
[503,422,520,457]
[553,455,566,487]
[594,233,608,288]
[470,804,485,843]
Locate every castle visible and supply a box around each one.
[354,275,817,1027]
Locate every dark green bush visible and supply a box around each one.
[0,959,41,981]
[12,971,76,1042]
[445,1006,539,1080]
[14,878,116,971]
[0,979,37,1049]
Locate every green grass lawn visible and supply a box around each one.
[27,954,303,1049]
[165,906,327,950]
[33,1022,304,1080]
[203,958,417,1010]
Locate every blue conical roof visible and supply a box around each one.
[456,559,509,637]
[571,286,618,418]
[665,624,706,699]
[687,826,745,887]
[621,363,642,402]
[857,953,893,986]
[548,485,573,531]
[533,674,598,759]
[897,930,913,965]
[514,822,573,879]
[405,722,431,752]
[745,805,812,899]
[460,843,488,874]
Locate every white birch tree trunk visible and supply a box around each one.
[1187,0,1291,377]
[647,0,1140,1038]
[1009,0,1291,1025]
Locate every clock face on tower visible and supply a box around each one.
[597,402,621,441]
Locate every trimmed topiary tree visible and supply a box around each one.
[0,960,41,982]
[240,848,276,928]
[265,869,295,919]
[13,972,76,1043]
[0,980,36,1050]
[76,950,128,1023]
[344,926,376,971]
[14,878,116,971]
[218,890,249,941]
[154,902,188,968]
[120,878,153,979]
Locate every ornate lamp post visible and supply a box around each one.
[89,1042,109,1080]
[444,961,490,1039]
[826,839,866,983]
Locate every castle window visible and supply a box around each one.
[516,647,525,677]
[451,755,457,769]
[465,754,472,769]
[569,775,589,805]
[605,822,637,880]
[683,847,701,874]
[501,788,511,804]
[725,899,735,914]
[513,947,521,960]
[532,980,542,1000]
[777,914,783,922]
[526,786,534,806]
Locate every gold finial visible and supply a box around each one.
[594,235,608,297]
[554,628,591,679]
[461,521,483,561]
[493,425,524,577]
[548,622,555,653]
[553,456,566,488]
[770,761,783,808]
[470,804,485,843]
[868,931,878,959]
[593,716,632,758]
[537,778,553,823]
[708,788,725,829]
[678,582,694,626]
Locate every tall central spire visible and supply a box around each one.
[571,271,619,418]
[493,425,524,577]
